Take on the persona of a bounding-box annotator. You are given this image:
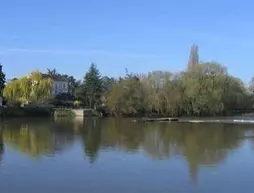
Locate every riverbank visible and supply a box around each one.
[0,106,103,118]
[108,109,254,118]
[0,106,53,117]
[1,105,254,120]
[54,108,101,118]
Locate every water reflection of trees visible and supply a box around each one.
[81,119,102,163]
[157,123,245,182]
[2,119,75,158]
[96,120,246,160]
[2,118,253,181]
[72,118,251,182]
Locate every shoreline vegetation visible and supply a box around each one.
[0,106,53,118]
[0,106,102,118]
[1,44,254,118]
[0,105,252,119]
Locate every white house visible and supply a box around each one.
[26,73,70,98]
[51,80,69,97]
[41,74,69,97]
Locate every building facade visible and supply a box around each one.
[51,80,69,97]
[40,74,69,97]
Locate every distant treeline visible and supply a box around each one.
[2,45,254,117]
[106,63,253,116]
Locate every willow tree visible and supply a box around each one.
[4,71,52,103]
[18,77,32,103]
[3,79,21,101]
[29,71,53,102]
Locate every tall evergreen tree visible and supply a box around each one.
[187,44,199,68]
[0,64,6,96]
[83,63,102,108]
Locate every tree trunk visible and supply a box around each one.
[88,96,92,109]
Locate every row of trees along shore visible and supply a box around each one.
[2,44,254,116]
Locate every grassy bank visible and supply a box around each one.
[54,108,101,118]
[54,109,75,118]
[0,106,104,118]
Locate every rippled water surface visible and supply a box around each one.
[0,118,254,193]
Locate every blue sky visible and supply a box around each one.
[0,0,254,82]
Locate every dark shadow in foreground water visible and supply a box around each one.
[1,118,254,182]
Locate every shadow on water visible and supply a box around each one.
[1,118,254,182]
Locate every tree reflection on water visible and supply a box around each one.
[2,119,75,158]
[1,118,254,182]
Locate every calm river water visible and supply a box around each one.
[0,118,254,193]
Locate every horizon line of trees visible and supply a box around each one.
[2,44,254,116]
